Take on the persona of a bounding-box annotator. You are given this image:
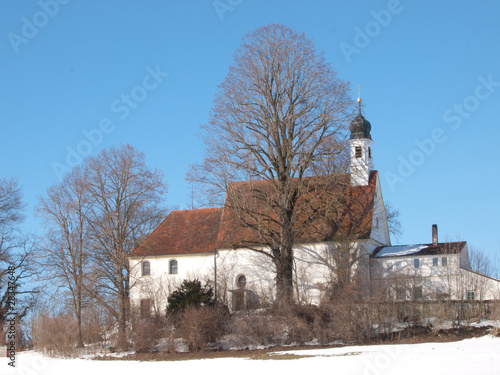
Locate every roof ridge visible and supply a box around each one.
[171,206,223,214]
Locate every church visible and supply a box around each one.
[128,98,499,315]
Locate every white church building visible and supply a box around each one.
[128,100,500,315]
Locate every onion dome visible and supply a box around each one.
[349,97,372,140]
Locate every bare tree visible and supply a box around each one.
[0,178,38,330]
[188,24,353,304]
[294,181,378,301]
[385,201,402,239]
[83,145,167,348]
[0,178,25,260]
[36,166,91,348]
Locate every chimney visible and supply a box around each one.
[432,224,438,245]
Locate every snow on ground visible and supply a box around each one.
[2,335,499,375]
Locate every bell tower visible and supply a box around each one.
[349,88,373,186]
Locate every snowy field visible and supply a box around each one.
[2,335,499,375]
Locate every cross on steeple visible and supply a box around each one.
[349,86,373,186]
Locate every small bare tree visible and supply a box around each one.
[36,166,91,348]
[0,178,38,340]
[0,177,25,320]
[188,24,353,305]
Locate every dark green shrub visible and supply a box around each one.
[167,279,214,313]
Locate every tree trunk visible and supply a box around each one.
[76,300,84,348]
[116,271,128,350]
[274,246,294,306]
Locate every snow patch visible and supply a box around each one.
[375,244,428,257]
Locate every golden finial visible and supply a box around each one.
[357,85,362,113]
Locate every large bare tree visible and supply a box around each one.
[83,145,167,348]
[188,24,353,304]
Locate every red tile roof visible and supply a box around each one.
[129,207,223,257]
[130,172,378,256]
[216,171,377,249]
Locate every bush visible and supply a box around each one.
[228,311,281,347]
[31,313,80,357]
[131,316,169,353]
[167,279,214,313]
[227,304,335,348]
[177,305,229,351]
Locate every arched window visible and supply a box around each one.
[141,261,150,276]
[169,259,178,274]
[236,274,246,289]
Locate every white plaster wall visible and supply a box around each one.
[460,268,500,300]
[376,253,462,279]
[293,239,380,303]
[214,247,276,307]
[370,176,391,246]
[129,239,381,310]
[129,253,216,313]
[349,138,373,187]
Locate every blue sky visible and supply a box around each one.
[1,0,499,262]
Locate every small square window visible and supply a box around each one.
[141,261,150,276]
[467,290,475,300]
[414,258,420,269]
[433,257,439,267]
[355,146,362,158]
[169,259,178,275]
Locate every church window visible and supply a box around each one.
[169,259,178,274]
[369,147,372,159]
[414,258,420,269]
[355,146,362,158]
[433,257,439,267]
[442,257,448,267]
[141,261,150,276]
[236,274,247,289]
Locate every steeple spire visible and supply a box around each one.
[349,87,373,186]
[349,86,372,140]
